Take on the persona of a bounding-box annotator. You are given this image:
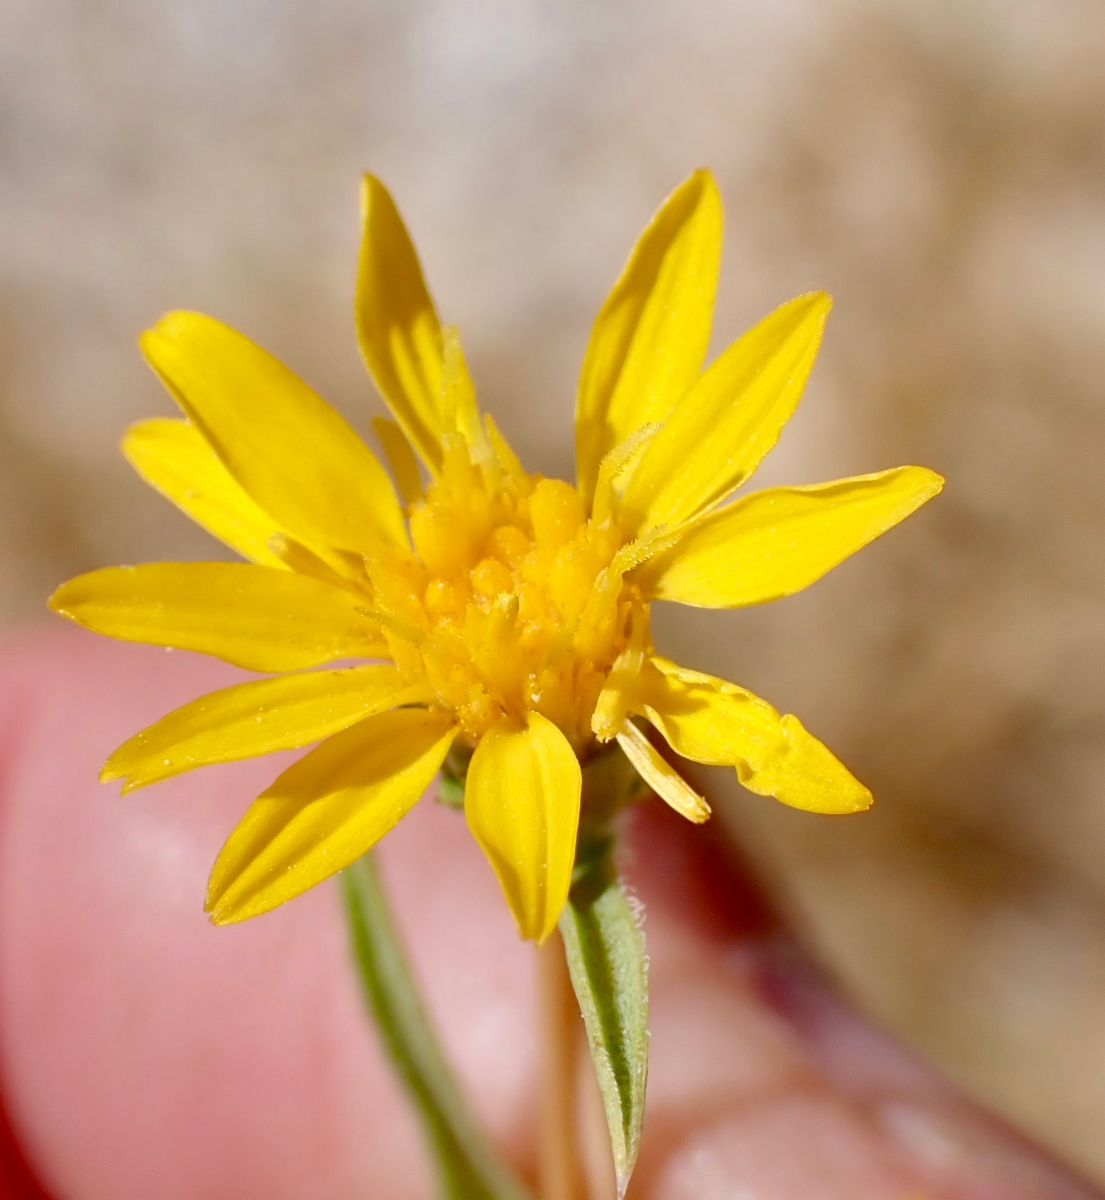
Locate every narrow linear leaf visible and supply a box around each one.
[559,860,649,1199]
[342,853,531,1200]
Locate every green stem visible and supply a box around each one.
[342,852,532,1200]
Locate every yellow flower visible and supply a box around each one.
[49,170,942,941]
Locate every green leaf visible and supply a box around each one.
[559,855,649,1199]
[342,852,532,1200]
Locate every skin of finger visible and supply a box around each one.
[614,815,921,1200]
[615,813,1103,1200]
[0,629,538,1200]
[0,629,1099,1200]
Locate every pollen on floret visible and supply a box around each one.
[529,479,586,550]
[409,502,475,576]
[366,442,646,751]
[471,557,513,598]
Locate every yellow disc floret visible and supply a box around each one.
[368,436,642,751]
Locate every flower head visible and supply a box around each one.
[49,170,942,941]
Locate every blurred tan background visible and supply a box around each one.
[3,0,1105,1183]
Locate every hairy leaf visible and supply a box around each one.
[560,856,649,1198]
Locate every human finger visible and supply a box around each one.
[0,630,1098,1200]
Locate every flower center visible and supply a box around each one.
[372,439,642,748]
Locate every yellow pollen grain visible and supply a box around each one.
[424,578,467,616]
[471,557,514,598]
[486,524,532,566]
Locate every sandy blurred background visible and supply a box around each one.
[2,0,1105,1183]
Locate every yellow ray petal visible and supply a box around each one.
[372,417,424,506]
[575,169,723,506]
[356,175,446,475]
[614,719,710,823]
[638,466,944,608]
[103,664,427,793]
[464,712,581,943]
[638,656,870,814]
[621,293,831,531]
[206,709,456,924]
[140,311,407,557]
[484,412,525,478]
[440,326,494,470]
[122,418,288,569]
[267,534,363,591]
[49,563,387,672]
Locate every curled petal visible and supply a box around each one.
[207,709,457,924]
[615,719,710,824]
[638,467,944,607]
[465,713,581,943]
[639,657,871,814]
